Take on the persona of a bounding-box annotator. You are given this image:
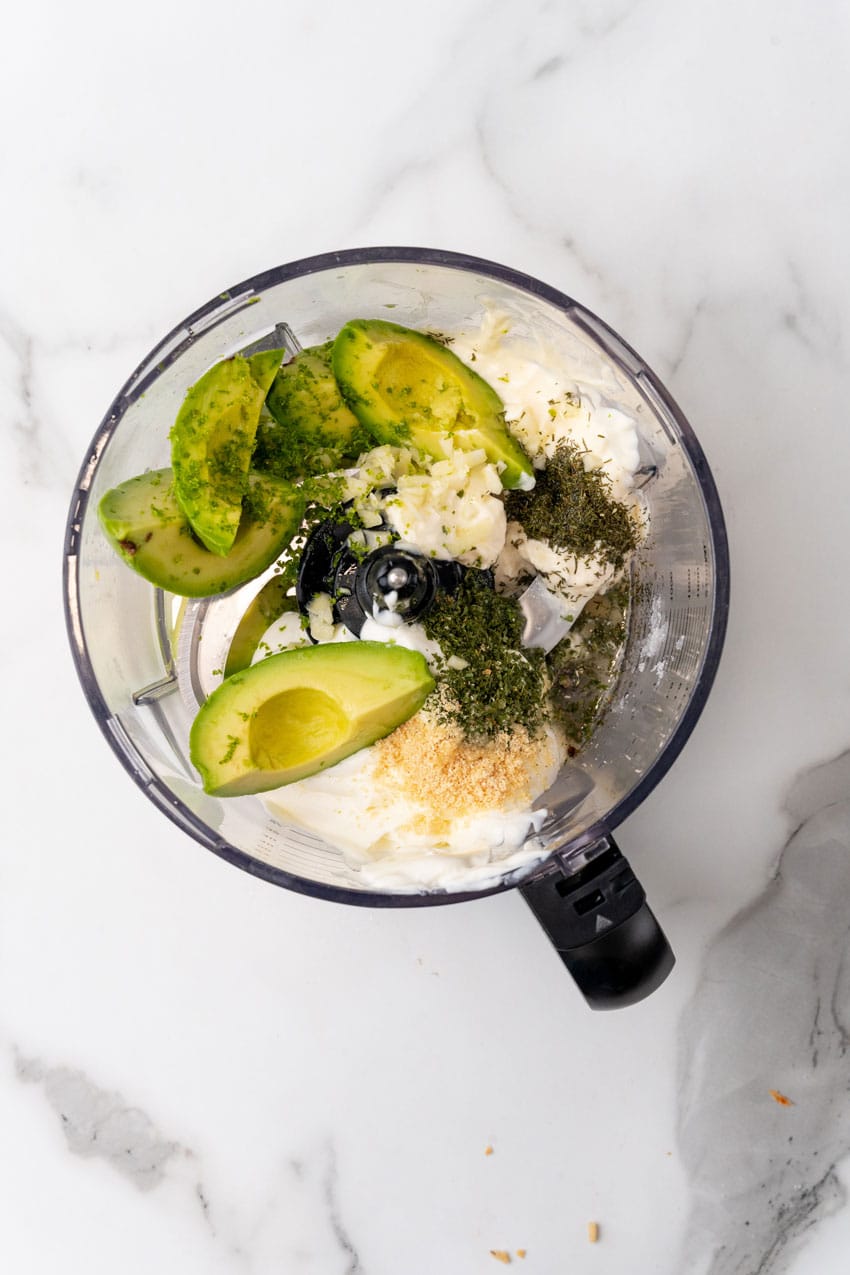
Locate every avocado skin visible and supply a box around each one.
[331,319,534,489]
[190,641,435,796]
[98,468,304,598]
[170,349,284,557]
[257,342,371,480]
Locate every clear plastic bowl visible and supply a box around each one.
[63,248,729,911]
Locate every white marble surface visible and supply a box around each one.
[3,1,850,1270]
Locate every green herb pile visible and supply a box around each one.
[505,440,638,569]
[422,572,546,741]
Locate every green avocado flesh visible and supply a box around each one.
[331,319,534,489]
[256,342,371,480]
[170,348,284,556]
[97,468,304,597]
[190,641,435,796]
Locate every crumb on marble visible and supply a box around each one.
[485,1144,494,1156]
[588,1221,600,1243]
[490,1250,511,1264]
[769,1089,794,1106]
[516,1249,527,1259]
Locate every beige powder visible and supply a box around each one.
[373,713,557,819]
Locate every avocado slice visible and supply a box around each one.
[190,641,434,796]
[98,467,304,598]
[170,349,284,556]
[256,342,371,480]
[331,319,534,490]
[224,576,299,677]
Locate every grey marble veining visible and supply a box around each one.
[15,1054,182,1190]
[12,1047,370,1270]
[323,1144,364,1275]
[1,316,42,489]
[677,751,850,1274]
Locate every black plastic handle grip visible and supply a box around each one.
[520,836,674,1010]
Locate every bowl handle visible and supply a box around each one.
[519,836,674,1009]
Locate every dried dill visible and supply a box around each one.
[505,440,638,569]
[422,572,546,741]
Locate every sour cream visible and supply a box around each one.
[263,724,564,892]
[451,309,641,500]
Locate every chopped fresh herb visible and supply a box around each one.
[218,734,240,765]
[423,573,546,741]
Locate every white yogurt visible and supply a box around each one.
[263,724,564,892]
[451,309,641,500]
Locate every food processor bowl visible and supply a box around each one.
[63,248,729,1008]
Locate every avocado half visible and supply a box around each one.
[331,319,534,489]
[97,468,304,597]
[190,641,435,796]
